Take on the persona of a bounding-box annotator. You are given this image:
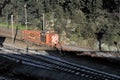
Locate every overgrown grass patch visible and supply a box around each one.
[0,22,8,27]
[0,22,34,30]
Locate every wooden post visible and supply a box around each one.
[11,15,14,44]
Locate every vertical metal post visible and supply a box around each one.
[11,15,14,44]
[24,3,28,29]
[43,13,45,31]
[119,5,120,25]
[118,5,120,22]
[6,13,9,28]
[52,12,55,28]
[118,5,120,53]
[24,3,29,52]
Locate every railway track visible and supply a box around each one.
[0,45,120,80]
[28,54,120,80]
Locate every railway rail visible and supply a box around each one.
[0,45,120,80]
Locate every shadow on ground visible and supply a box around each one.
[0,36,6,47]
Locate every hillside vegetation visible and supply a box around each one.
[0,0,120,51]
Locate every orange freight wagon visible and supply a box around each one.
[22,30,59,46]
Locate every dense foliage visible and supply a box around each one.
[0,0,120,50]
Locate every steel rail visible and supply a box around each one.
[0,46,120,80]
[27,53,120,80]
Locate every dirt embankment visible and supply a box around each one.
[0,27,22,39]
[0,27,55,51]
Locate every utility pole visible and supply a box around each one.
[11,15,14,44]
[24,3,28,29]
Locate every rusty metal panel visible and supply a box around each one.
[22,30,41,44]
